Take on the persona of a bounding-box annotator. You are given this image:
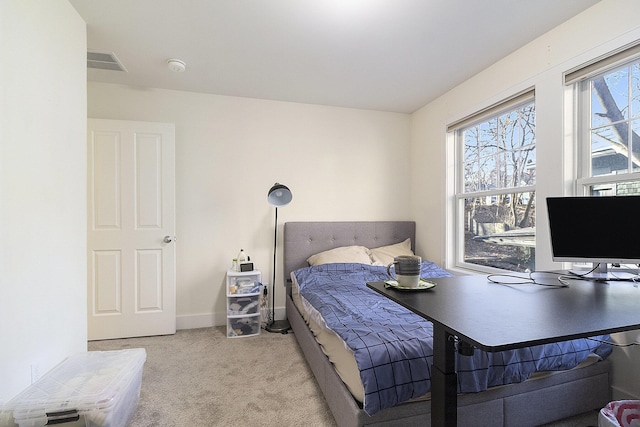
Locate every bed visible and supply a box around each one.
[283,221,612,427]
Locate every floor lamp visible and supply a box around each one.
[265,183,292,333]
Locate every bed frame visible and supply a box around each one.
[283,221,611,427]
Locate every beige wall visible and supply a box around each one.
[87,84,411,328]
[0,0,87,402]
[410,0,640,399]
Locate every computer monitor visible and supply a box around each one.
[546,195,640,280]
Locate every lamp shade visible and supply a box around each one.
[267,183,292,207]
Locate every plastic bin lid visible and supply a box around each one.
[7,348,146,422]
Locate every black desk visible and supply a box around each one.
[367,275,640,427]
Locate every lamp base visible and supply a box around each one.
[265,319,291,334]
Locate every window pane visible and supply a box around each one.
[591,68,629,128]
[632,63,640,119]
[462,103,535,192]
[588,181,640,196]
[634,119,640,173]
[591,124,627,176]
[463,192,535,272]
[588,62,640,178]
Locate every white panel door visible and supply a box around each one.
[87,119,176,340]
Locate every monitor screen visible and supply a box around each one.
[546,196,640,266]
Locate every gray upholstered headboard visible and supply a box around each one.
[283,221,416,284]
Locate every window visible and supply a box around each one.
[578,60,640,195]
[572,43,640,197]
[450,91,536,272]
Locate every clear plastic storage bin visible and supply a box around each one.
[1,348,146,427]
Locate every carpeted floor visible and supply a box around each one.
[88,327,601,427]
[89,327,336,427]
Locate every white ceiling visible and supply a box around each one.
[69,0,600,113]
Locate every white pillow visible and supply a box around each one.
[369,238,414,266]
[307,245,372,266]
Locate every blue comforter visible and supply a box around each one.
[294,262,613,415]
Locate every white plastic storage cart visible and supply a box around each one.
[226,269,261,338]
[1,348,146,427]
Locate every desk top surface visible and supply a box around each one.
[367,274,640,351]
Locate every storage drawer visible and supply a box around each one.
[227,315,260,338]
[228,294,260,315]
[228,274,260,294]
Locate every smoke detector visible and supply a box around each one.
[167,59,186,72]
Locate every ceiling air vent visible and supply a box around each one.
[87,51,127,72]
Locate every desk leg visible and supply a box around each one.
[431,324,457,427]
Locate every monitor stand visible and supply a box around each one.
[569,263,637,281]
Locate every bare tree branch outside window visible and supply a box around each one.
[591,73,640,175]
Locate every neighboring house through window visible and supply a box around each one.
[449,90,536,273]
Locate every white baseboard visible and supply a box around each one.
[176,307,286,330]
[612,385,640,401]
[176,313,222,330]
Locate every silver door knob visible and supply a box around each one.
[163,236,174,244]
